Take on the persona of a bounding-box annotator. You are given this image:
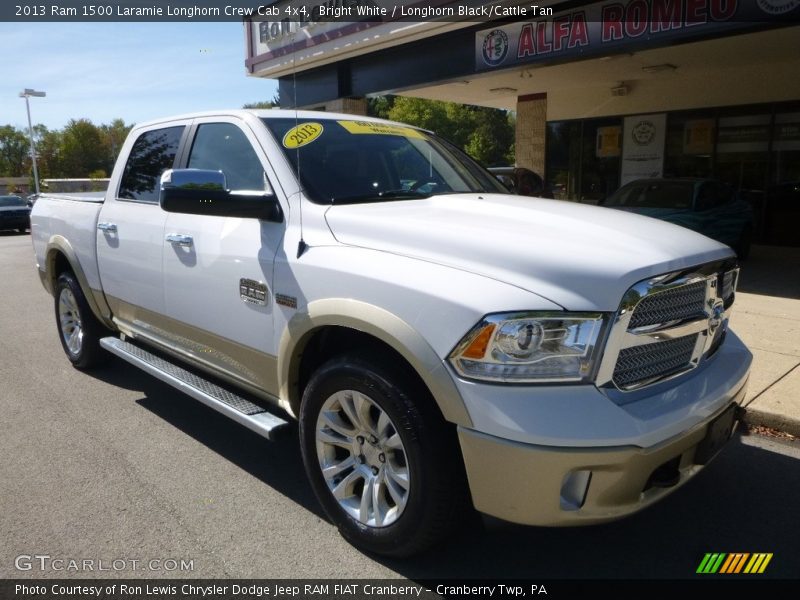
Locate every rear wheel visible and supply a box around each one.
[55,272,108,369]
[299,354,470,557]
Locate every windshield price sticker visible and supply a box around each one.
[282,122,324,149]
[338,120,426,139]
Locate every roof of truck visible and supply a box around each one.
[133,109,428,132]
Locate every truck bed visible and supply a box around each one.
[31,193,106,296]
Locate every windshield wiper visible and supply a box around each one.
[331,190,432,204]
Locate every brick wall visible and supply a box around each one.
[515,94,547,176]
[312,97,368,115]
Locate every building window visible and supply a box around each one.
[664,112,715,179]
[580,118,622,203]
[772,110,800,183]
[546,118,621,203]
[546,121,581,200]
[545,101,800,245]
[715,111,771,193]
[767,109,800,246]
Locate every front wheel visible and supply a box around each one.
[54,272,108,369]
[299,355,470,557]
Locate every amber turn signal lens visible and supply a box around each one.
[462,324,495,359]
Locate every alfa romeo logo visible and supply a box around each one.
[482,29,509,67]
[756,0,800,15]
[631,120,657,146]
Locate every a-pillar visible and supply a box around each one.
[515,93,547,176]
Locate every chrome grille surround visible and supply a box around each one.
[596,263,739,394]
[627,280,707,329]
[613,333,699,389]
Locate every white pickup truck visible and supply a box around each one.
[31,110,751,557]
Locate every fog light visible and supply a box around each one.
[560,470,592,511]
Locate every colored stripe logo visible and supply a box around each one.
[697,553,773,574]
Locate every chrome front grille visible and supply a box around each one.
[613,334,699,389]
[628,281,706,329]
[721,270,737,305]
[597,262,739,395]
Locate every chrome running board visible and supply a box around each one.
[100,337,290,440]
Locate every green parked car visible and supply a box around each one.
[602,178,755,259]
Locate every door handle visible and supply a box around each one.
[97,222,117,233]
[165,233,194,247]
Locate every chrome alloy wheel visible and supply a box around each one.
[58,287,83,356]
[315,390,410,527]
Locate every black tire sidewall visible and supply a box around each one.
[299,357,453,557]
[54,272,104,368]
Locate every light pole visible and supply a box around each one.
[19,88,46,196]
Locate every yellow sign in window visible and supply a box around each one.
[337,120,426,139]
[282,122,324,149]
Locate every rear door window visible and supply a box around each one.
[118,126,185,203]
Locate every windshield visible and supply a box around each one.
[0,196,26,207]
[605,181,695,209]
[262,118,507,204]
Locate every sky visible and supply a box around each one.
[0,22,278,131]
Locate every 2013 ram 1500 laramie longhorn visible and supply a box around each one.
[31,110,752,557]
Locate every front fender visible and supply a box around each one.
[277,298,472,427]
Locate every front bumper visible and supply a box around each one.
[459,387,745,526]
[454,331,752,525]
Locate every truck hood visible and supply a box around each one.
[324,194,734,311]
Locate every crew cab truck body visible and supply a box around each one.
[31,110,752,556]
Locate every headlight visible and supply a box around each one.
[448,312,606,383]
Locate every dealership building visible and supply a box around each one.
[245,0,800,245]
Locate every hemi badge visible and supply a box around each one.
[275,294,298,309]
[240,278,268,306]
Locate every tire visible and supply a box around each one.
[17,227,27,234]
[54,272,108,369]
[299,354,470,557]
[736,226,752,261]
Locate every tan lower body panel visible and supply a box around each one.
[458,399,743,526]
[106,295,281,406]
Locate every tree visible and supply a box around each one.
[32,125,64,179]
[243,91,282,110]
[0,118,134,180]
[243,100,276,109]
[0,125,30,176]
[99,119,133,172]
[464,106,515,167]
[367,95,395,119]
[59,119,106,177]
[384,96,515,167]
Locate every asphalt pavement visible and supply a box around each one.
[1,232,798,579]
